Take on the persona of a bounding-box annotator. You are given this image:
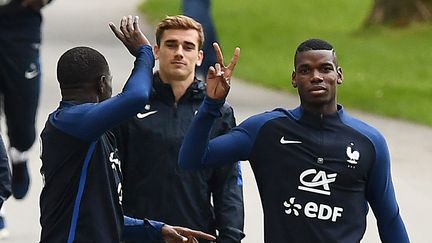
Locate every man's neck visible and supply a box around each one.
[159,72,195,102]
[301,102,338,116]
[61,88,98,104]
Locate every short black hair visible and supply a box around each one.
[57,46,109,89]
[294,38,337,67]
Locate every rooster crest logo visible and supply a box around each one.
[346,143,360,164]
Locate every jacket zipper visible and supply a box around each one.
[173,102,178,118]
[317,114,324,164]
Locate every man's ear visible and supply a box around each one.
[97,75,108,96]
[291,70,297,88]
[196,50,204,67]
[153,45,159,60]
[337,67,343,84]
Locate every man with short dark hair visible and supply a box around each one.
[39,15,216,243]
[179,38,410,242]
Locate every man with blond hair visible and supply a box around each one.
[115,15,245,243]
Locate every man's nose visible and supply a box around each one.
[311,70,324,82]
[174,45,184,58]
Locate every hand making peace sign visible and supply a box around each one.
[206,43,240,100]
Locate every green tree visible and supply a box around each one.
[366,0,432,26]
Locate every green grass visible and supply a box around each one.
[139,0,432,126]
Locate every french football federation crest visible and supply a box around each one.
[346,143,360,165]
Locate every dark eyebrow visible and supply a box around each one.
[321,62,334,67]
[164,39,178,45]
[163,39,197,49]
[321,62,337,70]
[297,63,310,69]
[184,41,196,47]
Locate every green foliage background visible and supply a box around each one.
[139,0,432,126]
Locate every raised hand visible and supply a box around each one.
[109,15,150,57]
[161,225,216,243]
[206,43,240,100]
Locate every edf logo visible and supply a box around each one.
[283,197,343,222]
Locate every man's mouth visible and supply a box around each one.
[309,86,327,95]
[171,61,186,65]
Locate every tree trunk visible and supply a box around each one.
[365,0,432,27]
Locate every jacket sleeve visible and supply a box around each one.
[210,104,245,243]
[365,132,410,243]
[122,215,165,241]
[0,135,11,209]
[179,97,255,170]
[50,45,154,141]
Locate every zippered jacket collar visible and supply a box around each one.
[152,71,206,104]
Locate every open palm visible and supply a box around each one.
[109,15,150,57]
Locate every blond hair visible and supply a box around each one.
[156,15,204,49]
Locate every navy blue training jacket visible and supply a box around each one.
[39,45,164,243]
[179,97,410,243]
[115,73,244,243]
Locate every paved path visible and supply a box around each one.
[1,0,431,242]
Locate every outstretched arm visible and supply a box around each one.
[51,16,154,141]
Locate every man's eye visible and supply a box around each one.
[322,66,333,72]
[184,45,194,51]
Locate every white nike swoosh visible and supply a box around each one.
[136,110,158,119]
[280,136,302,144]
[24,69,39,80]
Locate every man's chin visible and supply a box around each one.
[166,70,193,80]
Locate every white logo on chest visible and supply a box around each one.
[298,169,337,195]
[283,197,344,222]
[137,104,158,119]
[346,142,360,165]
[137,110,158,119]
[280,136,302,144]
